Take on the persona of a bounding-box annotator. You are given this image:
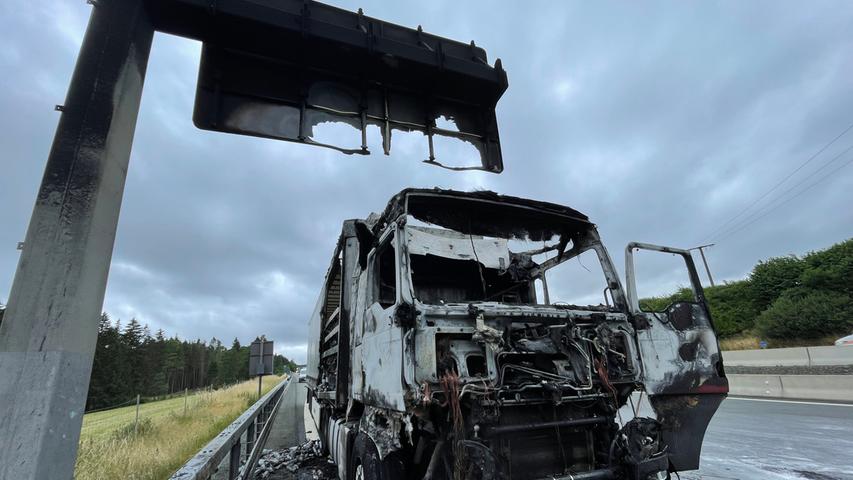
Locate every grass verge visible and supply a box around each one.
[719,333,838,351]
[74,376,284,480]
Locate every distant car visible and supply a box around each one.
[835,334,853,346]
[298,369,307,382]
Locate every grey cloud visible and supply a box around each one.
[2,0,853,362]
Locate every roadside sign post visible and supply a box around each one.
[249,337,274,399]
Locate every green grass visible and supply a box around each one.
[719,333,839,351]
[82,391,208,440]
[74,376,285,480]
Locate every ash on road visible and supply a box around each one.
[260,382,336,480]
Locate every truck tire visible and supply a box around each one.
[349,433,405,480]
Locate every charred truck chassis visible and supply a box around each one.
[306,189,728,480]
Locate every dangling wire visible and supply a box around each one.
[468,219,488,298]
[440,370,467,480]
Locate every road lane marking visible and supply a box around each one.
[303,386,319,441]
[727,396,853,407]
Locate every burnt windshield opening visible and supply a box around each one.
[404,223,613,309]
[409,253,536,304]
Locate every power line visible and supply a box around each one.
[709,143,853,242]
[703,121,853,242]
[714,150,853,242]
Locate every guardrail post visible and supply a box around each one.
[257,406,266,435]
[246,419,256,461]
[229,438,241,480]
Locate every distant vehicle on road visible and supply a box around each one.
[835,334,853,346]
[298,369,307,383]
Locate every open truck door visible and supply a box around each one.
[624,242,728,472]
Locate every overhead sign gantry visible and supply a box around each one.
[0,1,507,478]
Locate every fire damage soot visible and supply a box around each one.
[301,189,728,480]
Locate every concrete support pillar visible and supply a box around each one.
[0,1,154,478]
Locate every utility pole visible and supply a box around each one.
[689,243,716,287]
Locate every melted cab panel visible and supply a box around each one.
[307,190,727,480]
[626,242,728,471]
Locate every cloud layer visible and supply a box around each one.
[2,0,852,362]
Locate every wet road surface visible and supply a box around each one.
[269,388,853,480]
[266,378,307,451]
[682,398,853,480]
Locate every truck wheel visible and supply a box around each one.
[349,433,405,480]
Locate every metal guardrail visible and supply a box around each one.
[170,376,292,480]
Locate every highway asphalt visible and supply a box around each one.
[269,385,853,479]
[266,379,308,451]
[681,397,853,480]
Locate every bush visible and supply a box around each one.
[755,290,853,339]
[704,280,759,337]
[639,288,693,312]
[801,239,853,295]
[749,255,805,310]
[112,417,154,440]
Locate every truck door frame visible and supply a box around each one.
[624,242,728,471]
[355,225,408,411]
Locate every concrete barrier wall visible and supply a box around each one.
[723,347,810,367]
[778,375,853,403]
[808,346,853,366]
[722,346,853,367]
[727,374,853,403]
[727,374,783,398]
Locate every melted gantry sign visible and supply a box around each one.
[150,0,509,172]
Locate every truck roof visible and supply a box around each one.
[375,188,593,241]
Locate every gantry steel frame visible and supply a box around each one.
[0,1,506,477]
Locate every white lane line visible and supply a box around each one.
[303,387,319,441]
[727,396,853,407]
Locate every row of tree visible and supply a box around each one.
[642,238,853,341]
[86,314,297,410]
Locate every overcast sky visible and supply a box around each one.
[2,1,852,362]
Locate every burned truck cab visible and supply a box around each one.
[307,188,727,480]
